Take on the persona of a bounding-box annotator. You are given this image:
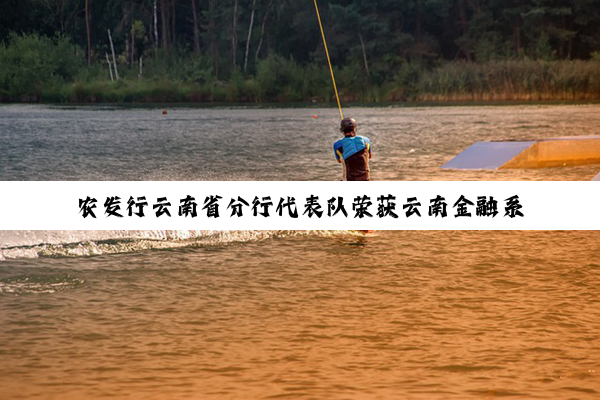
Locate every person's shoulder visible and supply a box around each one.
[333,138,343,148]
[358,135,371,142]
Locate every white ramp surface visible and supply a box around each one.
[442,141,535,170]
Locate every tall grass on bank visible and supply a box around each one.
[67,55,333,103]
[67,59,600,103]
[417,60,600,102]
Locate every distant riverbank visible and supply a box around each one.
[1,35,599,104]
[4,59,599,105]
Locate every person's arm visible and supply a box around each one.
[333,142,343,163]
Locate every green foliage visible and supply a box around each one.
[0,33,82,100]
[3,0,600,77]
[2,0,600,104]
[255,54,305,101]
[131,20,146,41]
[386,61,424,101]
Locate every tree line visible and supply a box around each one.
[1,0,599,102]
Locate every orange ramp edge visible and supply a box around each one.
[443,136,600,170]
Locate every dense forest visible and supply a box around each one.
[1,0,599,103]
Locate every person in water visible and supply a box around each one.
[333,117,372,181]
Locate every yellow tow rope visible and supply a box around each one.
[313,0,344,120]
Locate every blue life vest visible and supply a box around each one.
[333,136,371,161]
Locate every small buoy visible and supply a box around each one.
[162,109,168,115]
[312,114,318,119]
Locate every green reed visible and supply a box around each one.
[416,60,600,102]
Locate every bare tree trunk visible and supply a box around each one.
[85,0,91,66]
[153,0,159,53]
[125,28,130,67]
[106,53,114,81]
[191,0,200,54]
[107,29,119,80]
[139,56,143,79]
[255,1,270,63]
[232,0,238,67]
[358,33,370,77]
[171,0,176,46]
[131,26,135,66]
[243,0,257,72]
[160,0,169,49]
[208,0,219,78]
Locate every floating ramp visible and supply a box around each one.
[593,172,600,181]
[443,136,600,170]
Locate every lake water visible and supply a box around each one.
[2,104,599,181]
[0,104,599,399]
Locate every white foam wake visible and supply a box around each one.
[0,230,349,260]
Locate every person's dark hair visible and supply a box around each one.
[340,117,357,134]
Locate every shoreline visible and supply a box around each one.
[2,99,599,108]
[3,82,598,106]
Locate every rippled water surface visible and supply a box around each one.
[1,104,600,181]
[0,104,599,399]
